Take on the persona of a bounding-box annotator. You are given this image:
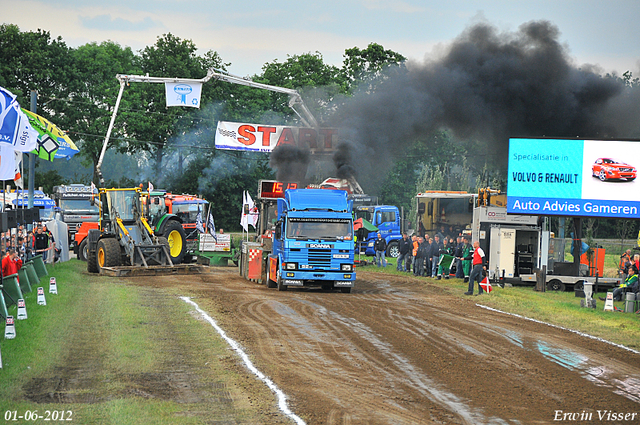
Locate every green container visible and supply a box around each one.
[17,267,32,293]
[2,273,23,307]
[31,254,49,279]
[25,262,40,288]
[0,285,8,319]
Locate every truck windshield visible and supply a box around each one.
[286,218,352,241]
[59,199,99,212]
[172,203,206,224]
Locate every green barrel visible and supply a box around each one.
[17,267,32,293]
[25,261,40,288]
[31,254,49,279]
[2,273,23,307]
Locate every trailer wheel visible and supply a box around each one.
[341,287,352,293]
[547,279,566,292]
[78,239,88,262]
[97,238,121,272]
[386,241,400,258]
[276,270,287,291]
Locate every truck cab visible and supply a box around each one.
[267,189,355,292]
[51,184,99,248]
[356,205,403,257]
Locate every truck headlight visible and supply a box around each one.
[285,262,297,270]
[341,264,353,272]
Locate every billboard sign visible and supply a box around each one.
[507,138,640,219]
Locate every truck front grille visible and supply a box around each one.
[307,249,331,267]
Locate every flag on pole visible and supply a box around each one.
[240,190,249,232]
[480,275,493,293]
[207,212,216,241]
[13,151,22,188]
[148,181,154,193]
[0,86,39,152]
[246,191,259,229]
[0,143,15,180]
[196,212,204,233]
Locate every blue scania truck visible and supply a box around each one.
[266,188,355,293]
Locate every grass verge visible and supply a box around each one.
[359,256,640,350]
[0,260,273,425]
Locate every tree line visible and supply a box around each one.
[1,23,639,239]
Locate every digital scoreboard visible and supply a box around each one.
[258,180,299,199]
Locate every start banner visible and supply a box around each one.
[215,121,338,153]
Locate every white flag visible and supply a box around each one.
[13,151,22,188]
[0,143,16,180]
[148,181,154,193]
[240,190,249,232]
[246,191,259,229]
[165,82,202,108]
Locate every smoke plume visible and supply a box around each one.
[269,144,311,183]
[325,20,640,191]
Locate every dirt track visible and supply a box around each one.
[133,268,640,424]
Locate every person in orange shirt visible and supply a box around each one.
[2,249,23,280]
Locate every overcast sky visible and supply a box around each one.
[3,0,640,77]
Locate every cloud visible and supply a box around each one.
[79,14,161,32]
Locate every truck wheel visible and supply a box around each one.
[341,287,352,293]
[87,250,99,273]
[97,238,121,272]
[276,270,287,291]
[78,239,88,262]
[386,241,400,258]
[266,265,277,288]
[162,220,186,264]
[547,279,566,292]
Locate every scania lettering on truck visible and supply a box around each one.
[267,188,355,293]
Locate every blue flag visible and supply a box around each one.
[0,86,39,152]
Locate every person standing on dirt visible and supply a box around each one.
[411,235,419,274]
[396,233,411,272]
[465,240,486,296]
[438,237,454,279]
[413,236,425,276]
[374,233,387,267]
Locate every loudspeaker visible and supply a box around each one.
[0,213,6,233]
[15,209,25,226]
[6,210,17,229]
[24,208,36,224]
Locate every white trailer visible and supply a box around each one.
[472,205,621,291]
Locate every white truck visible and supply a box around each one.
[471,205,621,292]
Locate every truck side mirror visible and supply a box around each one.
[275,221,282,240]
[418,202,425,215]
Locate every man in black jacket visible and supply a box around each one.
[396,233,411,272]
[374,233,387,267]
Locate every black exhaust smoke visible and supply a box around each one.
[325,20,639,191]
[269,144,310,183]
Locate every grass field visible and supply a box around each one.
[0,260,273,425]
[359,256,640,350]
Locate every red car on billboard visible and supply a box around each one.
[592,158,637,181]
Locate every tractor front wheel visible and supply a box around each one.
[97,238,121,272]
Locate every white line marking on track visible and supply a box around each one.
[180,296,306,425]
[476,304,640,355]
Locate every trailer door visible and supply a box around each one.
[489,227,516,278]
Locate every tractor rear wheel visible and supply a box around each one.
[97,238,121,272]
[162,220,186,264]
